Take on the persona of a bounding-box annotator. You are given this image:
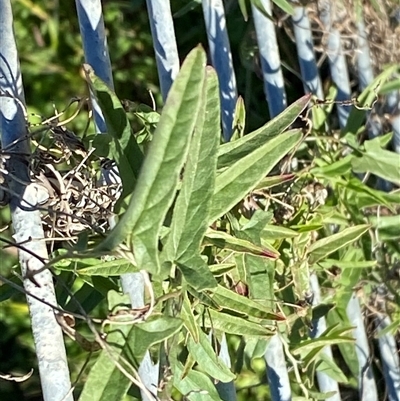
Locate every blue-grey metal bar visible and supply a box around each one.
[252,0,287,118]
[202,0,238,140]
[146,0,180,103]
[75,0,114,133]
[0,1,73,400]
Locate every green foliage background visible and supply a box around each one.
[1,1,399,401]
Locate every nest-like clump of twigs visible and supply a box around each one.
[26,121,121,243]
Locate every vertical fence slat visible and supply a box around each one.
[215,334,238,401]
[375,314,400,401]
[146,0,180,103]
[75,0,114,133]
[318,0,351,129]
[318,3,378,399]
[200,2,238,397]
[346,293,378,401]
[76,2,159,399]
[292,5,323,98]
[202,0,238,141]
[0,1,73,400]
[251,2,291,400]
[293,8,340,399]
[251,0,287,118]
[355,5,391,191]
[310,274,342,401]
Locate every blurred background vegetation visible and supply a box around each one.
[1,0,399,400]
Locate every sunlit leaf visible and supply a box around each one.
[94,47,207,277]
[307,225,370,264]
[187,330,235,382]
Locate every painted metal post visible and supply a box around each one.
[251,2,291,400]
[75,0,114,133]
[146,0,180,103]
[293,6,340,399]
[202,0,238,141]
[252,0,287,118]
[318,0,351,129]
[76,1,158,399]
[0,1,73,400]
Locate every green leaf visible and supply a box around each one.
[317,352,349,384]
[203,309,275,337]
[177,257,217,291]
[80,292,182,401]
[238,210,273,243]
[209,263,236,276]
[307,225,370,264]
[187,330,236,383]
[343,65,398,136]
[210,130,302,223]
[94,47,207,277]
[351,137,400,185]
[379,76,400,94]
[312,303,335,321]
[316,259,376,270]
[262,225,299,241]
[238,0,249,21]
[83,65,144,200]
[271,0,294,14]
[127,315,183,363]
[311,154,353,177]
[173,361,223,401]
[211,285,285,321]
[231,96,246,141]
[292,335,354,356]
[55,258,138,276]
[217,95,310,169]
[253,173,295,190]
[243,255,275,303]
[343,178,394,209]
[367,214,400,240]
[163,66,219,289]
[181,291,200,342]
[204,229,279,259]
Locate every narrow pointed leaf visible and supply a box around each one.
[83,65,143,198]
[203,310,275,337]
[307,224,370,264]
[176,257,217,291]
[352,137,400,185]
[187,330,235,383]
[217,94,309,169]
[173,361,223,401]
[211,285,285,321]
[209,129,302,223]
[164,67,219,269]
[80,313,182,401]
[204,229,279,258]
[94,47,207,277]
[181,291,200,342]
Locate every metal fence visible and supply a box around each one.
[0,0,399,400]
